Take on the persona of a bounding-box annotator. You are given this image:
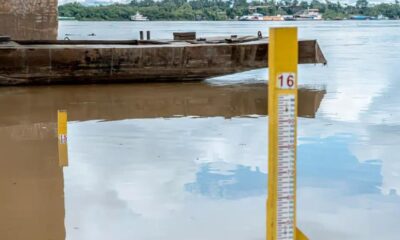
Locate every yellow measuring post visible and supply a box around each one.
[58,110,69,167]
[267,27,308,240]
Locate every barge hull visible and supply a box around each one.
[0,39,326,85]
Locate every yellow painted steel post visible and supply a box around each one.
[58,110,69,167]
[267,27,308,240]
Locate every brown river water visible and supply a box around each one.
[1,20,400,240]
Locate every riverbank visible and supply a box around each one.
[59,1,400,21]
[59,18,400,22]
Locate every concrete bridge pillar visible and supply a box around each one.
[0,0,58,40]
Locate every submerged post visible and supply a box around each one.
[58,110,68,167]
[267,27,308,240]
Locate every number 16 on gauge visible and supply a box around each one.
[277,73,296,89]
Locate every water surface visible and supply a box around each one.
[1,20,400,240]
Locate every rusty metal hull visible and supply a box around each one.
[0,39,326,85]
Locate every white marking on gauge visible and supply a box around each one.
[277,94,296,240]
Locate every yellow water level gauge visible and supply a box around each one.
[58,110,69,167]
[267,27,308,240]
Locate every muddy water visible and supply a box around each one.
[1,21,400,240]
[0,83,323,240]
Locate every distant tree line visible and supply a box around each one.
[58,0,400,21]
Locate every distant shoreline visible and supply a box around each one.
[58,1,400,22]
[59,19,399,22]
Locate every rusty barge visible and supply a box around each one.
[0,36,326,85]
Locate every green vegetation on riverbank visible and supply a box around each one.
[58,0,400,21]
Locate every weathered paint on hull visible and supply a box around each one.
[0,39,326,85]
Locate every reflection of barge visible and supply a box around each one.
[0,83,326,125]
[0,36,326,85]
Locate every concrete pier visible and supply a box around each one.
[0,0,58,40]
